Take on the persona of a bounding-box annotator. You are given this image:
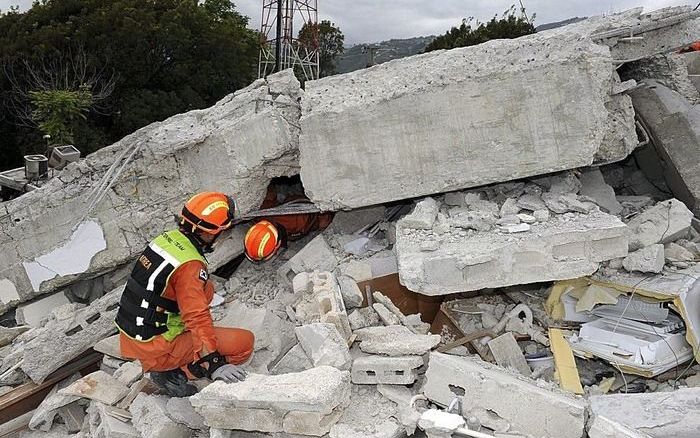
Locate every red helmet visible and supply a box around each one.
[244,220,285,262]
[180,192,235,235]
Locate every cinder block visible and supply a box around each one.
[351,355,423,385]
[278,235,338,285]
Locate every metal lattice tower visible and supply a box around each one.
[258,0,319,81]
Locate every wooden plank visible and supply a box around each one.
[0,350,102,424]
[549,328,584,395]
[437,330,496,353]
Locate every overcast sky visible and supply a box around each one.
[0,0,694,44]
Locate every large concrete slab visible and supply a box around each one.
[0,70,301,312]
[397,198,628,295]
[424,352,586,438]
[630,81,700,215]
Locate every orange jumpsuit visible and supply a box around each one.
[260,188,334,240]
[119,260,254,373]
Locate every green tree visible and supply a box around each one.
[298,20,345,77]
[425,5,536,52]
[29,86,93,145]
[0,0,259,170]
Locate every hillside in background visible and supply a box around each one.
[336,36,435,74]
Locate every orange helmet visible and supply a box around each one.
[180,192,235,235]
[244,220,286,262]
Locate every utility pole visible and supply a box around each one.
[362,44,379,68]
[259,0,320,81]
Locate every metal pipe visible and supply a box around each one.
[275,0,283,72]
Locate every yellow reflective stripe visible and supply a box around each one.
[258,233,271,259]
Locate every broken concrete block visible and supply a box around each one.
[29,374,81,431]
[401,198,439,230]
[517,193,547,212]
[300,27,637,210]
[59,371,129,406]
[665,241,695,262]
[622,244,665,273]
[21,287,121,383]
[487,332,531,376]
[0,70,301,314]
[533,209,550,222]
[165,397,206,431]
[295,323,351,370]
[588,415,654,438]
[57,402,85,433]
[278,235,338,285]
[269,344,313,375]
[579,168,623,215]
[113,361,143,387]
[88,401,141,438]
[94,334,126,360]
[340,260,373,283]
[190,366,351,436]
[355,325,440,356]
[372,291,430,334]
[348,307,380,331]
[424,353,586,438]
[377,385,421,435]
[129,394,191,438]
[15,292,71,328]
[116,377,159,411]
[372,303,400,326]
[328,206,386,234]
[337,275,363,309]
[351,355,423,385]
[589,388,700,437]
[0,325,29,348]
[294,271,352,340]
[397,202,628,295]
[626,198,693,250]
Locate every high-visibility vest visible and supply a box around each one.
[115,230,205,342]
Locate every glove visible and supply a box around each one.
[210,364,247,383]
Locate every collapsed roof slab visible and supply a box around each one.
[0,70,301,313]
[396,199,628,295]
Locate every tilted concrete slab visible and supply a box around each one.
[397,198,628,295]
[0,70,301,313]
[630,81,700,215]
[424,352,587,438]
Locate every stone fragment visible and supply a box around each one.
[351,355,423,385]
[0,70,301,314]
[579,168,623,215]
[626,199,693,250]
[372,291,430,334]
[29,375,81,431]
[59,371,129,406]
[517,213,536,224]
[372,303,400,326]
[129,394,191,438]
[295,323,351,370]
[355,325,440,356]
[21,287,121,383]
[269,344,313,375]
[443,192,467,207]
[113,361,143,387]
[397,207,628,295]
[348,307,380,331]
[0,325,30,348]
[337,275,363,309]
[501,223,531,233]
[589,388,700,437]
[588,415,653,438]
[300,31,632,210]
[94,334,126,360]
[294,271,352,340]
[400,198,439,230]
[449,208,497,231]
[533,209,550,222]
[517,193,547,212]
[500,198,520,217]
[548,172,582,194]
[377,385,421,435]
[424,353,586,438]
[278,235,338,285]
[665,242,695,262]
[190,366,351,435]
[543,192,595,214]
[487,332,531,376]
[328,206,386,234]
[165,397,206,431]
[15,292,71,328]
[340,260,373,282]
[622,244,665,273]
[116,378,159,410]
[57,402,85,433]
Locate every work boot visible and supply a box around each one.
[149,368,198,397]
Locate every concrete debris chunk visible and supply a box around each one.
[15,292,71,328]
[588,415,654,438]
[295,323,351,370]
[377,384,421,435]
[372,303,400,326]
[397,198,628,294]
[300,28,631,210]
[94,334,126,360]
[354,325,440,356]
[0,325,29,348]
[626,198,693,250]
[113,361,143,387]
[0,69,301,314]
[278,235,338,285]
[88,401,140,438]
[269,344,313,375]
[337,275,364,309]
[622,244,665,273]
[21,287,121,383]
[372,291,430,334]
[59,370,129,406]
[129,394,191,438]
[29,374,81,431]
[351,355,423,385]
[294,271,352,340]
[487,332,531,376]
[579,168,623,215]
[424,353,586,438]
[190,366,351,436]
[165,397,206,431]
[665,242,695,262]
[56,402,84,433]
[401,198,440,230]
[348,307,381,331]
[589,388,700,437]
[517,193,547,212]
[116,377,159,411]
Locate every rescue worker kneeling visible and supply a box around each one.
[115,192,254,397]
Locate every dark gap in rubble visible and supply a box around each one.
[366,370,376,376]
[394,370,405,376]
[85,313,100,324]
[65,325,83,336]
[448,384,466,397]
[105,303,119,312]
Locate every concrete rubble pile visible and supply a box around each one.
[2,5,700,438]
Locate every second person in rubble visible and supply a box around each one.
[115,192,254,397]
